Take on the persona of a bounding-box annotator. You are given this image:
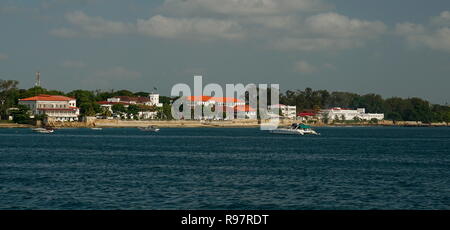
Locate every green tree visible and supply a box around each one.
[79,103,96,116]
[10,104,31,124]
[111,104,127,114]
[0,79,19,119]
[127,104,140,119]
[134,92,149,97]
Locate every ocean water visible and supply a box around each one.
[0,127,449,210]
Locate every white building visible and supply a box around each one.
[320,107,384,121]
[19,94,80,121]
[184,96,246,107]
[268,104,297,118]
[216,105,257,119]
[99,94,163,113]
[149,93,163,107]
[106,95,163,107]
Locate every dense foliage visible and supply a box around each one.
[1,79,448,122]
[280,88,450,122]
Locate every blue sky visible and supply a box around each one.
[0,0,449,104]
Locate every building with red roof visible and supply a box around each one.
[19,94,80,122]
[215,105,257,119]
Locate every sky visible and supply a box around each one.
[0,0,449,104]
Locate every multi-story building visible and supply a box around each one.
[184,96,246,107]
[319,107,384,121]
[181,96,255,120]
[268,104,297,118]
[98,94,163,113]
[18,94,80,121]
[105,95,163,107]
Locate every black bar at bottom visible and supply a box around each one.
[1,210,449,228]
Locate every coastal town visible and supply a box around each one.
[0,73,449,128]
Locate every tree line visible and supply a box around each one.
[1,79,449,123]
[280,88,450,123]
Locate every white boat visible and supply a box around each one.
[138,126,160,132]
[32,127,54,134]
[270,123,319,135]
[91,127,103,130]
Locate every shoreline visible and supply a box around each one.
[1,120,448,129]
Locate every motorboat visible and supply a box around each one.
[270,123,319,135]
[138,126,160,132]
[91,127,103,130]
[32,127,54,134]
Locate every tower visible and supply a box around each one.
[35,72,41,87]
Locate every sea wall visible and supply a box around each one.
[0,123,33,128]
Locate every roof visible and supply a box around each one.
[19,94,75,102]
[97,101,130,105]
[298,112,316,117]
[111,96,151,103]
[185,96,244,103]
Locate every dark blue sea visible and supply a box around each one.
[0,127,449,210]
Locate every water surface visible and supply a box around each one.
[0,127,449,209]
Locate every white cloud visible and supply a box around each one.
[395,22,425,35]
[294,60,317,73]
[245,15,300,30]
[51,11,134,38]
[305,13,386,38]
[431,11,450,26]
[270,12,386,51]
[396,11,450,53]
[136,15,245,40]
[50,5,387,52]
[161,0,332,16]
[0,53,8,60]
[62,60,86,68]
[273,37,363,51]
[414,28,450,52]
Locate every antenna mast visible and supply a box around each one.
[35,72,41,87]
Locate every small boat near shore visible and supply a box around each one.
[91,127,103,130]
[138,126,160,132]
[32,127,54,134]
[270,123,319,135]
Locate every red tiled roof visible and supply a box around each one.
[298,112,316,117]
[185,96,244,103]
[19,94,75,101]
[111,96,150,103]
